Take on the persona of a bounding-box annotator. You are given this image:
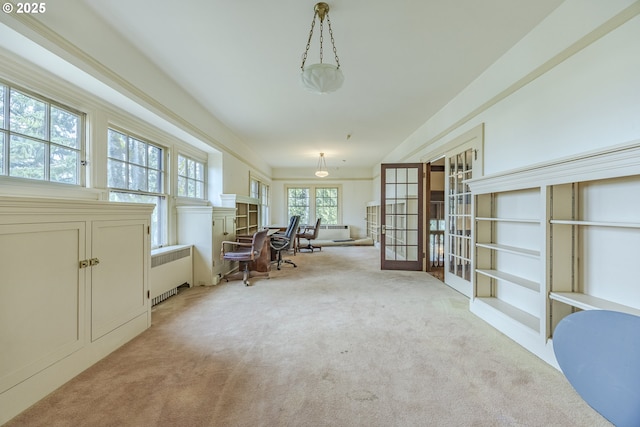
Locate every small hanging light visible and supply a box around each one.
[300,2,344,94]
[315,153,329,177]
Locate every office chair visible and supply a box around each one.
[297,217,322,252]
[270,215,300,270]
[221,228,269,286]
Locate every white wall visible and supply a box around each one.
[375,0,640,188]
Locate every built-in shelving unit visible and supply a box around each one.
[221,194,261,236]
[467,140,640,367]
[473,187,545,340]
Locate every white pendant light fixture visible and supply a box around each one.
[315,153,329,177]
[300,2,344,94]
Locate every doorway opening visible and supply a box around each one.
[427,158,445,281]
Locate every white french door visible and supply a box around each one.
[444,146,475,297]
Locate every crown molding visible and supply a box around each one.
[466,138,640,194]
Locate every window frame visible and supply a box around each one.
[285,184,341,226]
[107,127,168,248]
[0,80,86,185]
[250,173,270,227]
[177,153,206,199]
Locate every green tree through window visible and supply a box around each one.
[287,186,339,225]
[0,84,82,183]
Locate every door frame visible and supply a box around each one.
[420,124,484,296]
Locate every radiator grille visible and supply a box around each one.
[152,287,178,306]
[151,247,191,268]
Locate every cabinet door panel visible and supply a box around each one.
[91,220,147,341]
[0,222,85,393]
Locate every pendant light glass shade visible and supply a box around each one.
[315,153,329,177]
[300,2,343,94]
[301,63,344,94]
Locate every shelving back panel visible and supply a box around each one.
[494,276,540,317]
[494,249,540,287]
[578,176,640,309]
[579,226,640,306]
[493,188,540,220]
[580,176,640,223]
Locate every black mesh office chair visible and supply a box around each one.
[221,228,269,286]
[270,215,300,270]
[297,218,322,252]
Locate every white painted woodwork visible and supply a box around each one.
[0,197,153,425]
[467,140,640,367]
[176,205,236,286]
[149,244,193,300]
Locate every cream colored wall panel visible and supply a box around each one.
[581,227,640,308]
[91,220,147,341]
[0,222,85,393]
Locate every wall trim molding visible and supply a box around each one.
[466,138,640,194]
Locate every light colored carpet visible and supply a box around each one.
[5,246,609,426]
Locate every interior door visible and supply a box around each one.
[380,163,424,270]
[444,148,475,296]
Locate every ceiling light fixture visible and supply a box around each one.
[315,152,329,177]
[300,2,343,94]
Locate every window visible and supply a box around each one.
[177,154,205,199]
[0,83,84,184]
[287,185,339,225]
[315,187,338,224]
[250,175,270,227]
[288,187,310,224]
[107,128,166,248]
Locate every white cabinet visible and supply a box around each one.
[177,205,236,286]
[0,197,153,425]
[90,220,148,340]
[467,141,640,367]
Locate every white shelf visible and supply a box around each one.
[549,292,640,316]
[550,219,640,229]
[475,242,540,259]
[476,297,540,332]
[476,269,539,292]
[476,217,539,224]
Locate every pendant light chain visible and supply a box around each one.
[319,19,324,64]
[301,14,317,71]
[326,15,340,69]
[300,5,340,70]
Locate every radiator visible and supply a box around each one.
[316,225,350,240]
[150,245,192,305]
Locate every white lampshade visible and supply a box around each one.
[301,63,344,94]
[315,170,329,178]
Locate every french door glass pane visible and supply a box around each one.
[447,149,473,279]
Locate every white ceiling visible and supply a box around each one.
[75,0,564,170]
